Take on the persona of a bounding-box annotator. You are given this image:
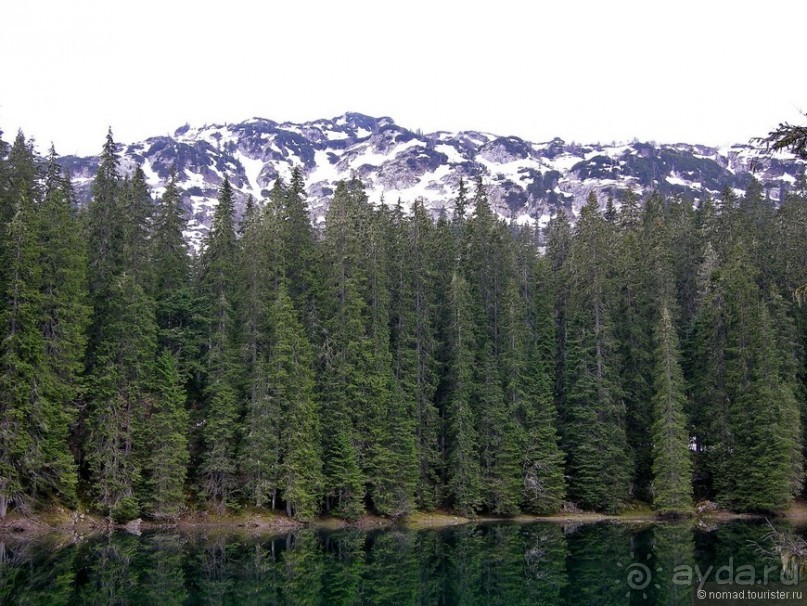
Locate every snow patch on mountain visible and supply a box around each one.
[59,113,806,248]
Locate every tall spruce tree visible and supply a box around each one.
[270,285,323,519]
[36,149,90,505]
[360,197,418,516]
[463,177,524,514]
[721,256,801,511]
[614,191,655,500]
[281,166,318,327]
[149,166,194,366]
[387,200,440,509]
[691,244,803,511]
[237,197,280,509]
[544,211,572,408]
[317,181,367,518]
[650,305,692,514]
[86,273,157,520]
[197,178,241,510]
[86,129,124,367]
[142,350,189,518]
[0,135,47,515]
[561,194,630,512]
[444,272,482,514]
[519,254,565,513]
[120,166,154,289]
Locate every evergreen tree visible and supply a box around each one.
[0,137,86,515]
[36,149,90,505]
[197,179,240,510]
[387,200,440,508]
[360,200,418,516]
[544,211,572,406]
[614,191,655,500]
[0,128,10,228]
[271,285,323,520]
[454,177,468,223]
[0,150,45,516]
[444,272,482,515]
[721,262,800,511]
[429,209,457,498]
[120,165,153,289]
[86,129,124,366]
[142,351,189,518]
[463,177,524,513]
[149,166,194,367]
[650,305,692,514]
[519,256,566,513]
[691,244,803,511]
[86,273,157,521]
[281,166,318,327]
[317,181,367,518]
[476,341,522,515]
[236,195,280,509]
[561,194,630,512]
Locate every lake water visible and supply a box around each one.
[1,520,805,605]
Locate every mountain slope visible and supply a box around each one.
[60,112,806,248]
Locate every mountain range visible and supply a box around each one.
[59,112,806,249]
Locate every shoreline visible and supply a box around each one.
[3,502,807,539]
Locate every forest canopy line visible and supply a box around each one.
[0,128,806,522]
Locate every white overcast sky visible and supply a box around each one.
[2,0,806,156]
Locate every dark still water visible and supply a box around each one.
[1,520,805,605]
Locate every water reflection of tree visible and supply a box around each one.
[446,525,484,604]
[76,533,139,605]
[522,524,568,603]
[563,523,639,605]
[651,524,695,606]
[5,521,795,604]
[194,537,236,605]
[321,530,364,605]
[134,534,188,606]
[0,536,77,606]
[282,530,323,605]
[362,531,419,604]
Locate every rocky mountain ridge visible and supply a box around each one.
[60,112,806,249]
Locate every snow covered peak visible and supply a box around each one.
[60,114,806,250]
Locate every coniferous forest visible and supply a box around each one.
[1,127,806,523]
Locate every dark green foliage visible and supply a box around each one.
[150,167,195,368]
[475,343,522,515]
[387,200,440,509]
[120,165,154,288]
[613,190,655,500]
[142,351,189,518]
[35,152,89,507]
[86,273,157,518]
[0,137,87,516]
[0,126,803,520]
[197,179,240,510]
[561,194,631,513]
[282,166,319,326]
[651,306,692,514]
[690,242,803,511]
[462,178,526,514]
[757,112,807,159]
[317,181,370,518]
[0,142,51,516]
[519,256,566,513]
[444,272,482,515]
[271,285,323,520]
[85,129,124,366]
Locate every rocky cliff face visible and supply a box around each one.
[60,112,805,249]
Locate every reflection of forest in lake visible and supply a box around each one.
[0,521,804,605]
